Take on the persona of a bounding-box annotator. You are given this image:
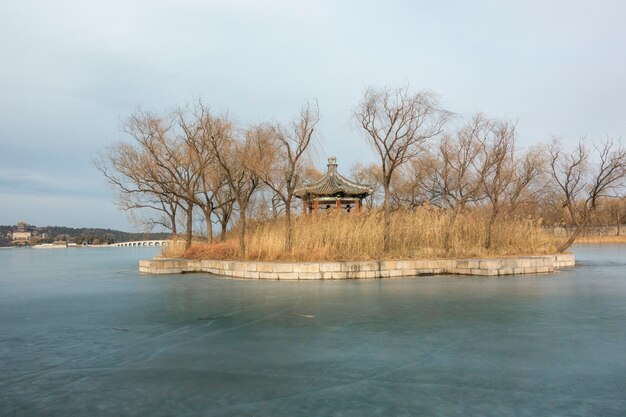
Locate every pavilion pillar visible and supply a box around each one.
[356,199,361,214]
[314,198,319,216]
[336,198,341,215]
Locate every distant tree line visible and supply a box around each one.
[97,86,626,254]
[0,224,169,247]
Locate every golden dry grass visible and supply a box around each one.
[184,240,238,259]
[575,235,626,244]
[159,241,187,258]
[183,207,560,261]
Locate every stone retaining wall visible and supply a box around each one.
[139,253,575,279]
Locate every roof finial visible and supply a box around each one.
[327,157,338,173]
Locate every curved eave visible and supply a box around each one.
[294,172,373,199]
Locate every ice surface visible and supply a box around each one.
[1,246,625,416]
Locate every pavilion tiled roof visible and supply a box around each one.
[294,157,373,199]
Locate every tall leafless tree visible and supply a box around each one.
[213,184,236,241]
[209,128,261,254]
[549,138,626,252]
[418,115,495,251]
[477,120,544,248]
[354,85,448,251]
[133,116,197,248]
[252,102,319,251]
[96,141,182,242]
[174,104,218,243]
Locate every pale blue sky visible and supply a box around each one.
[1,0,625,230]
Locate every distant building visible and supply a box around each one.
[12,231,31,242]
[12,222,32,243]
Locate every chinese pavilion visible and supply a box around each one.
[294,157,372,214]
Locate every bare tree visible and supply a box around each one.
[354,85,448,251]
[96,119,183,243]
[252,102,319,251]
[124,103,238,249]
[604,197,626,235]
[506,146,546,215]
[351,162,383,209]
[174,104,217,243]
[120,185,181,240]
[418,115,493,251]
[138,119,194,247]
[549,138,626,252]
[478,120,515,249]
[213,184,236,241]
[209,128,261,254]
[389,157,435,209]
[176,103,243,245]
[478,120,544,248]
[118,109,209,249]
[190,106,245,244]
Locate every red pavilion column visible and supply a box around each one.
[355,199,361,214]
[314,198,319,216]
[336,198,341,215]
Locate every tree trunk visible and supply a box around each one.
[285,200,292,252]
[444,207,460,254]
[217,207,231,242]
[485,209,499,250]
[383,182,391,252]
[203,207,213,243]
[238,203,246,254]
[220,220,228,241]
[616,213,621,236]
[557,224,585,252]
[272,198,279,220]
[185,205,193,249]
[170,213,178,245]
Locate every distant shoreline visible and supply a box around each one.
[0,244,158,249]
[575,235,626,244]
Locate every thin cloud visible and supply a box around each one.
[0,170,105,198]
[1,0,625,228]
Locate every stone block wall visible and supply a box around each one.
[139,253,575,279]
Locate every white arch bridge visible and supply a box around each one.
[114,240,173,247]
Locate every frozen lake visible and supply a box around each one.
[1,245,625,416]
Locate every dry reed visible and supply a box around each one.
[574,235,626,244]
[183,240,238,258]
[183,207,560,261]
[159,241,187,258]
